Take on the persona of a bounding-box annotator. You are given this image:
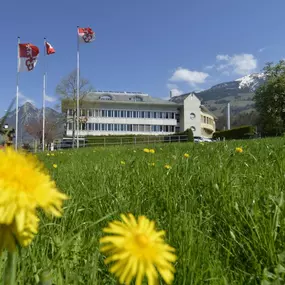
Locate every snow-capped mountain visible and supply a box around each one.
[235,73,266,91]
[195,72,267,117]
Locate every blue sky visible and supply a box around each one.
[1,0,285,116]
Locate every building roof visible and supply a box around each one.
[83,91,178,106]
[200,105,218,119]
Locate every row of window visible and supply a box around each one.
[201,115,214,125]
[66,109,177,120]
[67,123,177,133]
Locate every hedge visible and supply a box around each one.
[213,126,256,140]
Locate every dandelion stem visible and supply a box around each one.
[2,251,17,285]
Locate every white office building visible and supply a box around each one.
[63,91,216,138]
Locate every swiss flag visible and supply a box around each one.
[78,27,95,43]
[46,41,55,55]
[18,43,40,72]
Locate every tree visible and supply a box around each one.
[56,70,92,147]
[25,119,59,145]
[254,60,285,136]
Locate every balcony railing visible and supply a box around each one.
[201,122,215,132]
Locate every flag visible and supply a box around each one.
[78,27,95,43]
[46,41,55,55]
[18,43,39,72]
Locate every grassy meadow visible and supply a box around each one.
[2,138,285,284]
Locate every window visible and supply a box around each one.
[120,110,126,118]
[81,123,86,130]
[171,112,175,119]
[94,110,99,117]
[101,124,106,131]
[145,125,151,132]
[114,124,118,131]
[147,112,151,118]
[153,112,157,119]
[80,109,86,116]
[190,113,196,119]
[67,109,73,116]
[102,110,107,117]
[127,111,132,118]
[114,110,118,118]
[108,110,112,117]
[166,112,169,119]
[171,126,175,132]
[100,95,112,100]
[68,122,72,130]
[159,112,163,119]
[133,111,138,118]
[88,110,93,117]
[131,96,143,102]
[127,124,133,132]
[141,111,145,118]
[108,124,113,131]
[133,125,138,132]
[165,126,169,132]
[95,123,99,131]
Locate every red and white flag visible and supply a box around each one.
[18,43,40,72]
[78,27,95,43]
[46,41,55,55]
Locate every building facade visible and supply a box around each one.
[63,91,216,138]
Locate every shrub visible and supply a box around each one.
[213,125,256,140]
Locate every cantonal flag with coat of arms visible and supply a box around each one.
[18,43,40,72]
[78,27,95,43]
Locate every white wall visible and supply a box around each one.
[181,94,201,136]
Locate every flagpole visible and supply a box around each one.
[15,37,20,151]
[76,26,80,148]
[42,38,46,151]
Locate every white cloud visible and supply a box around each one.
[45,95,57,103]
[166,83,178,90]
[170,88,183,97]
[18,92,35,104]
[169,67,209,86]
[216,54,230,61]
[216,53,257,75]
[205,65,215,70]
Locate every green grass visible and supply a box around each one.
[2,138,285,284]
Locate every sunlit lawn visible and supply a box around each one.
[2,138,285,284]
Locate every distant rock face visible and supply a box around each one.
[3,102,64,143]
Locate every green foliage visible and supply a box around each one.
[254,60,285,136]
[5,138,285,284]
[213,125,256,140]
[172,128,194,142]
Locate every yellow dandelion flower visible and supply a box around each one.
[51,153,55,157]
[100,213,177,285]
[183,153,189,158]
[164,164,171,170]
[235,147,243,153]
[149,149,155,154]
[0,148,68,252]
[151,162,155,166]
[121,161,126,165]
[46,153,50,156]
[53,164,58,169]
[143,148,150,153]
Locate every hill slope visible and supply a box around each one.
[196,73,266,117]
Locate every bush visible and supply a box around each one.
[213,125,256,140]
